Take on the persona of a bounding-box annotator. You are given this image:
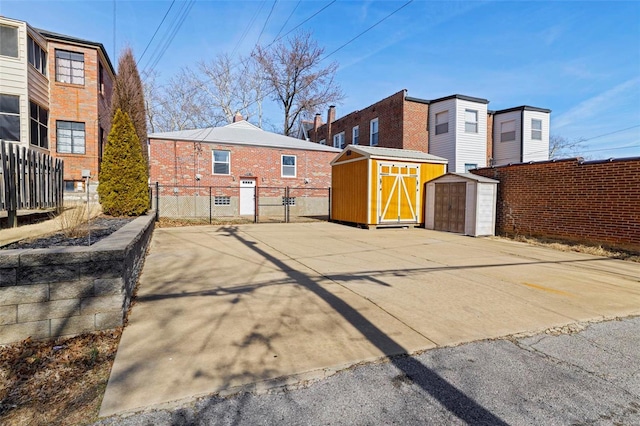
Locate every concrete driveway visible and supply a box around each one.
[100,222,640,416]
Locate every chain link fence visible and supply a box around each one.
[151,183,331,224]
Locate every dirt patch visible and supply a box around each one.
[0,329,122,426]
[156,217,253,228]
[1,216,133,250]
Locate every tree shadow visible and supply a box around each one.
[213,226,509,425]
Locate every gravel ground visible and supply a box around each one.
[1,216,133,250]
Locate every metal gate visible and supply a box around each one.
[434,182,466,233]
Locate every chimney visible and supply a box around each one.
[313,113,322,131]
[327,105,336,124]
[233,112,243,123]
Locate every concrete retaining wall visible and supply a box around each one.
[0,213,155,344]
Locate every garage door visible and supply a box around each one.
[434,182,466,233]
[378,162,420,223]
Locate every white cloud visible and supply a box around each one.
[553,77,640,130]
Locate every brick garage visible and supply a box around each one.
[472,157,640,251]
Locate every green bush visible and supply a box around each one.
[98,109,149,216]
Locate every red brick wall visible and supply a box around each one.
[472,158,640,251]
[402,99,429,152]
[48,41,113,182]
[150,139,337,188]
[312,90,407,149]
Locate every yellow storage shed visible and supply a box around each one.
[330,145,448,228]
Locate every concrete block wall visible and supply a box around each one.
[0,213,155,344]
[472,158,640,251]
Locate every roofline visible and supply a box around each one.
[430,94,490,105]
[404,96,430,105]
[493,105,552,114]
[334,145,448,164]
[37,28,116,77]
[148,135,342,153]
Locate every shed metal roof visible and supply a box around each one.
[148,121,342,153]
[429,172,499,184]
[332,145,448,164]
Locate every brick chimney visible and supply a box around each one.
[233,112,243,123]
[313,113,322,131]
[327,105,335,144]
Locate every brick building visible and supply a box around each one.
[0,16,115,195]
[149,118,341,218]
[303,90,551,173]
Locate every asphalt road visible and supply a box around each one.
[95,315,640,425]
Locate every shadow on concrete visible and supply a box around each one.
[209,226,509,425]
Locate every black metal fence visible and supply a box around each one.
[151,183,331,224]
[1,140,64,227]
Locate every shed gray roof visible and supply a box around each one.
[430,172,499,184]
[340,145,448,163]
[148,121,342,153]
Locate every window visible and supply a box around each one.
[319,139,326,145]
[0,25,18,58]
[214,196,231,205]
[56,121,85,154]
[333,132,345,149]
[28,36,47,75]
[55,50,85,85]
[99,62,104,95]
[0,94,20,141]
[464,163,478,172]
[30,101,48,149]
[531,119,542,140]
[212,150,230,174]
[465,109,478,133]
[435,111,449,135]
[352,126,359,145]
[370,118,379,146]
[282,197,296,206]
[282,154,296,177]
[64,180,85,192]
[500,120,516,142]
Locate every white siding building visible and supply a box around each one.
[492,106,551,165]
[428,95,489,173]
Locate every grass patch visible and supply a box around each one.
[504,235,639,262]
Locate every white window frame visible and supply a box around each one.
[352,126,359,145]
[56,121,85,154]
[212,149,231,175]
[333,131,345,149]
[464,163,478,172]
[0,94,21,142]
[55,49,85,85]
[370,118,379,146]
[281,154,296,177]
[465,109,478,133]
[531,119,542,140]
[500,120,516,142]
[435,111,449,135]
[0,24,18,58]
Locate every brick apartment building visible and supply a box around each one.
[302,90,551,173]
[0,16,115,194]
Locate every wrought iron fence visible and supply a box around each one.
[151,183,331,224]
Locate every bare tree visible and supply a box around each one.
[254,31,344,136]
[549,134,586,159]
[197,54,266,125]
[111,47,149,169]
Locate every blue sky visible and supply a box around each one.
[2,0,639,159]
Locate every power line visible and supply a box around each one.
[265,0,336,49]
[138,0,176,65]
[322,0,414,60]
[231,1,266,58]
[273,0,301,42]
[256,0,278,46]
[580,124,640,142]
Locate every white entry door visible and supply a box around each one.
[239,179,256,216]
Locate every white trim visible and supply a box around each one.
[281,154,297,178]
[212,149,231,175]
[352,125,359,145]
[370,118,379,146]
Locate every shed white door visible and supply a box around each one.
[239,179,256,216]
[378,162,420,223]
